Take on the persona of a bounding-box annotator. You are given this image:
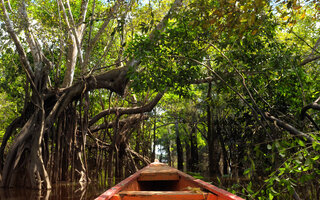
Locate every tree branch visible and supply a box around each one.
[58,0,87,87]
[203,41,270,131]
[292,31,320,56]
[20,0,41,70]
[0,0,46,100]
[181,56,261,125]
[78,0,89,24]
[44,67,144,132]
[87,129,110,149]
[87,0,96,47]
[0,117,23,171]
[300,55,320,66]
[0,0,35,79]
[264,112,314,143]
[300,96,320,120]
[65,0,88,68]
[124,0,183,71]
[193,76,217,84]
[305,113,320,131]
[89,90,166,126]
[294,32,320,66]
[83,0,122,67]
[89,115,148,133]
[126,148,151,165]
[148,0,182,40]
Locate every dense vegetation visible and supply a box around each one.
[0,0,320,199]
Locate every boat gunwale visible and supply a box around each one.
[175,170,244,200]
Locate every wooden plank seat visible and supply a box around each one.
[118,191,208,200]
[138,165,179,181]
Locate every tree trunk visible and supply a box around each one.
[219,132,229,175]
[135,127,141,167]
[208,120,222,178]
[1,109,51,189]
[0,117,23,171]
[167,145,171,167]
[190,124,199,172]
[185,132,191,172]
[166,127,172,166]
[175,121,183,171]
[151,117,156,162]
[1,68,129,189]
[207,82,221,178]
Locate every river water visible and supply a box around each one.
[0,181,109,200]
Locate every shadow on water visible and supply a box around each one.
[0,179,121,200]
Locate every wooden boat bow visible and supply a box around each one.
[95,161,244,200]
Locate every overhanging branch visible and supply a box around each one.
[90,115,148,133]
[264,112,314,143]
[89,90,165,126]
[1,0,35,79]
[300,102,320,120]
[301,55,320,66]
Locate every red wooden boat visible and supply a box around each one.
[95,161,244,200]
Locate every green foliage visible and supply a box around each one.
[187,171,205,180]
[243,135,320,199]
[126,0,274,96]
[0,92,19,139]
[0,51,25,101]
[126,23,205,95]
[0,37,25,137]
[1,0,320,198]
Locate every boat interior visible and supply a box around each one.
[111,164,218,200]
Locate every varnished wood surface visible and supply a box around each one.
[138,163,179,181]
[118,191,208,200]
[95,161,244,200]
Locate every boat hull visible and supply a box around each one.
[95,162,244,200]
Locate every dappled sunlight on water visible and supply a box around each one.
[0,181,111,200]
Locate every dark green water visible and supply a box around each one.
[0,182,109,200]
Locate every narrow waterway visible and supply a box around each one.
[0,181,109,200]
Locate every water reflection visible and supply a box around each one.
[0,181,109,200]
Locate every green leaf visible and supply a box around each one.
[297,140,305,147]
[244,168,251,175]
[268,192,274,200]
[270,187,278,194]
[312,155,320,161]
[267,144,272,150]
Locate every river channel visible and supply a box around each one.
[0,181,109,200]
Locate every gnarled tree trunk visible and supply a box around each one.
[0,0,182,190]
